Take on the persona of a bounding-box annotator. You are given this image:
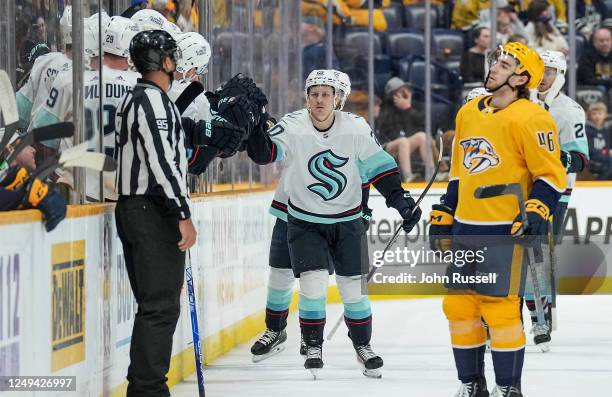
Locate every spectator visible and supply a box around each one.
[576,0,608,40]
[452,0,488,30]
[301,0,390,32]
[578,27,612,89]
[494,1,528,44]
[585,101,612,179]
[524,0,569,54]
[508,33,528,44]
[302,17,339,81]
[460,27,491,84]
[376,78,433,182]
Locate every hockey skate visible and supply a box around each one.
[250,329,287,363]
[531,322,551,352]
[354,344,383,378]
[490,385,522,397]
[300,334,307,356]
[453,377,489,397]
[304,345,324,379]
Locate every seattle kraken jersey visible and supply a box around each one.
[16,52,71,128]
[34,67,139,200]
[448,96,567,233]
[547,93,589,203]
[269,109,397,224]
[167,80,211,123]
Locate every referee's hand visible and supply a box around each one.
[178,218,197,251]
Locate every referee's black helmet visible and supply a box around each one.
[129,30,180,74]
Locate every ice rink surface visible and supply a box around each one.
[172,296,612,397]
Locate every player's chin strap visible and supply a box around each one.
[539,73,565,106]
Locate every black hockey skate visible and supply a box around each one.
[453,377,489,397]
[532,323,551,352]
[304,345,323,379]
[250,329,287,363]
[354,344,383,378]
[490,385,522,397]
[300,334,307,356]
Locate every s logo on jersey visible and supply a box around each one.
[460,137,500,174]
[307,150,348,201]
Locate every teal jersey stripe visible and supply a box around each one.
[269,206,288,222]
[32,108,60,129]
[16,92,32,125]
[359,150,398,181]
[561,140,589,158]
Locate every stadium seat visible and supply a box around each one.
[382,3,404,29]
[385,31,425,58]
[445,60,461,77]
[404,6,437,31]
[405,60,437,88]
[432,29,464,62]
[340,29,383,58]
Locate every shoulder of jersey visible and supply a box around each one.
[280,109,308,126]
[555,93,585,115]
[53,69,73,89]
[338,110,370,133]
[508,98,552,121]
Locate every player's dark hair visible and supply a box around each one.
[515,71,531,99]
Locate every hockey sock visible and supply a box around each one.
[265,287,291,332]
[491,348,524,387]
[343,297,373,345]
[525,297,550,324]
[299,294,326,346]
[452,344,486,383]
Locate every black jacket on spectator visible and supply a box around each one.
[586,122,612,178]
[577,45,612,87]
[376,99,425,144]
[460,51,486,84]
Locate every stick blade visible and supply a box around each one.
[62,152,116,172]
[474,183,521,199]
[175,81,204,115]
[32,122,75,142]
[0,70,18,126]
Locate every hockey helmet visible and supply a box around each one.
[129,30,181,74]
[131,9,168,31]
[490,42,544,90]
[175,32,211,81]
[538,50,567,105]
[304,69,337,94]
[330,70,351,110]
[103,16,141,58]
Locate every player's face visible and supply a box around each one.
[13,144,36,171]
[485,54,518,91]
[538,67,557,92]
[307,85,335,121]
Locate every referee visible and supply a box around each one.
[115,30,196,397]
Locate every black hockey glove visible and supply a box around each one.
[185,116,247,155]
[217,95,257,133]
[362,206,373,230]
[429,204,453,252]
[218,74,268,110]
[511,198,550,246]
[396,191,422,233]
[560,150,587,173]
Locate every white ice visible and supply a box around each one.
[172,296,612,397]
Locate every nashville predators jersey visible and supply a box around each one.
[448,95,567,233]
[269,109,396,224]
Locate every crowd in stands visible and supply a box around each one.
[301,0,612,182]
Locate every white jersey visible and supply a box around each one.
[16,52,71,128]
[36,67,139,200]
[269,109,397,224]
[167,80,211,122]
[547,93,589,203]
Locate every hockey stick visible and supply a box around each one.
[0,70,20,154]
[2,122,75,164]
[186,250,205,397]
[473,183,550,336]
[176,81,205,115]
[547,220,557,331]
[32,143,116,182]
[326,137,444,341]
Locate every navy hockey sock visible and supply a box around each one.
[452,345,486,383]
[491,348,524,386]
[299,295,326,346]
[343,297,373,345]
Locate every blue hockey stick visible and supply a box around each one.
[186,251,205,397]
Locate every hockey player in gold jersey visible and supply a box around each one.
[429,42,567,397]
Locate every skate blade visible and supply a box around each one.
[537,342,551,353]
[309,368,319,380]
[251,344,286,363]
[362,368,382,378]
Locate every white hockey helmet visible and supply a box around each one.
[164,21,183,38]
[103,16,141,58]
[538,50,567,105]
[60,6,72,46]
[175,32,211,81]
[330,70,351,110]
[305,69,337,94]
[464,87,490,104]
[131,9,168,31]
[83,18,100,68]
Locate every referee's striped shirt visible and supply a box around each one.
[115,78,191,219]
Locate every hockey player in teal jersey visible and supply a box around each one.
[248,69,421,379]
[526,50,590,350]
